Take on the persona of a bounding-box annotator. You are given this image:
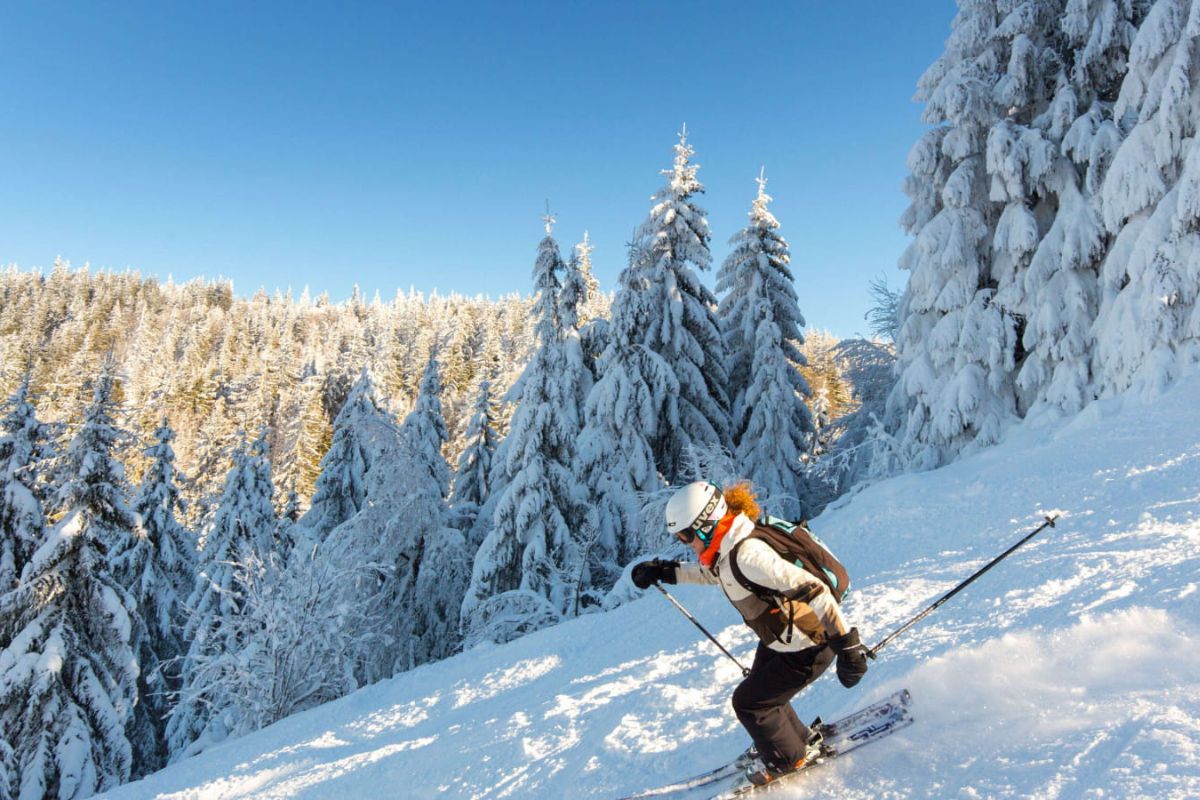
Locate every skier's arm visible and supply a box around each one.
[736,539,849,641]
[673,562,719,586]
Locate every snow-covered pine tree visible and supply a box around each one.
[986,0,1146,416]
[577,241,678,589]
[573,233,612,386]
[887,1,1020,469]
[1096,0,1200,395]
[292,369,396,554]
[315,350,462,679]
[384,351,464,671]
[570,232,607,328]
[0,369,141,799]
[275,484,303,555]
[399,352,452,501]
[462,218,593,639]
[167,431,276,761]
[0,373,50,593]
[451,378,498,538]
[635,128,731,482]
[559,238,597,426]
[716,171,815,518]
[110,419,194,775]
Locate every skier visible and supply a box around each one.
[632,481,869,787]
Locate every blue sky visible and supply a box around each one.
[0,1,956,338]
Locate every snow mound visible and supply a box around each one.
[102,375,1200,799]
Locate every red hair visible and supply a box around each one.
[722,481,761,520]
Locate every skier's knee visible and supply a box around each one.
[731,679,753,715]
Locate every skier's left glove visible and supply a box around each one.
[829,627,869,688]
[631,560,679,589]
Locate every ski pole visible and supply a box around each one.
[654,584,751,677]
[867,514,1059,660]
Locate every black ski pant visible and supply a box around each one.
[731,643,835,770]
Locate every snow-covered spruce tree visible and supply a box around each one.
[110,419,194,775]
[0,373,51,594]
[559,237,597,424]
[398,352,452,501]
[386,351,465,672]
[577,241,677,589]
[635,128,731,482]
[570,232,608,330]
[317,351,463,680]
[167,432,276,761]
[1096,0,1200,395]
[451,378,498,539]
[292,369,396,554]
[716,171,815,518]
[887,1,1020,469]
[275,484,303,555]
[984,0,1147,416]
[462,220,593,641]
[0,371,141,799]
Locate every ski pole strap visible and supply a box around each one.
[866,515,1058,660]
[654,584,751,677]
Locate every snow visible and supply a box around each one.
[100,373,1200,799]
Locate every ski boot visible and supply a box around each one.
[743,730,825,787]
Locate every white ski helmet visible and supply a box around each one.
[665,480,728,536]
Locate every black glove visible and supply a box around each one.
[631,559,679,589]
[829,627,869,688]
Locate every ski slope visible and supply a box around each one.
[102,375,1200,800]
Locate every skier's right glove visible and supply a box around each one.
[829,627,869,688]
[632,559,679,589]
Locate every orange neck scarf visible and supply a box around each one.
[699,513,736,569]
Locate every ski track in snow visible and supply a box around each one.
[101,376,1200,799]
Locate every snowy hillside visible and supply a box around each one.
[102,376,1200,800]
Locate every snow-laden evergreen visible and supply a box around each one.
[313,351,463,681]
[716,172,815,518]
[887,2,1020,470]
[634,129,731,482]
[0,371,141,800]
[451,378,499,538]
[577,241,678,589]
[888,0,1165,467]
[991,0,1146,417]
[558,238,597,431]
[109,420,194,776]
[462,222,593,640]
[291,369,395,553]
[167,432,277,761]
[570,232,607,328]
[0,374,50,594]
[397,352,452,503]
[390,351,467,671]
[1096,0,1200,395]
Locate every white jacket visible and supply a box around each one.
[673,513,849,652]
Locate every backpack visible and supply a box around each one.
[728,515,851,604]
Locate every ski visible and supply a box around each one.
[614,760,745,799]
[822,688,911,739]
[615,690,912,800]
[718,703,913,797]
